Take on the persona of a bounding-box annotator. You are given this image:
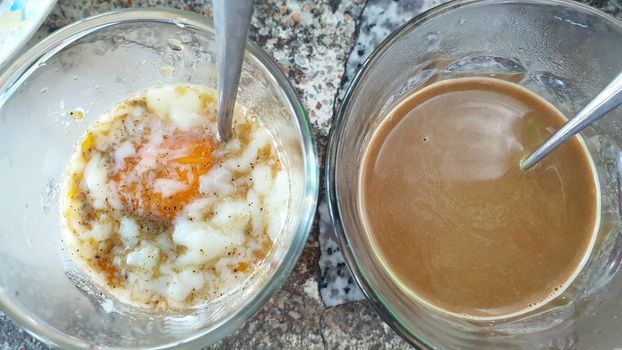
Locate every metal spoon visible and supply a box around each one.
[521,72,622,170]
[212,0,254,142]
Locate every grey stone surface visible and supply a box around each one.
[0,313,48,350]
[321,301,410,350]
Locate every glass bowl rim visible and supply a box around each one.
[0,7,319,350]
[325,0,622,348]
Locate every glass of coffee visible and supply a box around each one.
[327,0,622,348]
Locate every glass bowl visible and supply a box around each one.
[0,8,318,350]
[327,0,622,348]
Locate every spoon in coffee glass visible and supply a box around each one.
[521,72,622,171]
[212,0,254,142]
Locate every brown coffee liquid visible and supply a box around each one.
[360,77,599,319]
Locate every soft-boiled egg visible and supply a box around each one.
[61,85,289,309]
[112,132,215,221]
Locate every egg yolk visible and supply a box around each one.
[113,133,215,221]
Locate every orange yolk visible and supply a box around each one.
[113,133,215,221]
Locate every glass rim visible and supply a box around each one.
[0,7,319,350]
[325,0,622,348]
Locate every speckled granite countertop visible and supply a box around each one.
[1,0,620,349]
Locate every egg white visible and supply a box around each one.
[61,85,289,309]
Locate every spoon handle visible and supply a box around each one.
[213,0,254,142]
[521,72,622,170]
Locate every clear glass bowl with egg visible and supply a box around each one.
[0,8,318,349]
[327,0,622,348]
